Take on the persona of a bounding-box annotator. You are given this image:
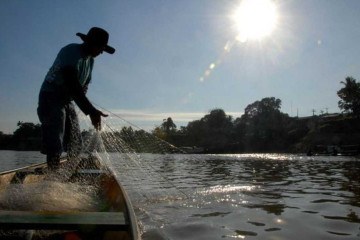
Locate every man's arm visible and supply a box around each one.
[62,66,96,115]
[62,66,107,129]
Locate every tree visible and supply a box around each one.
[161,117,177,134]
[13,121,41,140]
[236,97,289,152]
[0,131,15,150]
[244,97,281,119]
[152,126,167,140]
[184,119,205,147]
[337,76,360,117]
[203,109,234,152]
[12,121,41,150]
[187,109,233,152]
[151,117,177,143]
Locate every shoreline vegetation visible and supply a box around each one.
[1,77,360,155]
[1,102,359,155]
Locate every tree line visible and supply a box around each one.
[1,76,360,153]
[153,76,360,153]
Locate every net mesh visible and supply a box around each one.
[75,107,189,203]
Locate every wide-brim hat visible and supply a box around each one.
[76,27,115,54]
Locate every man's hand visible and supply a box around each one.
[89,109,108,130]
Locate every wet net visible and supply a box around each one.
[74,105,190,203]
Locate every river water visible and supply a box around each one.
[0,150,360,240]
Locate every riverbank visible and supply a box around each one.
[1,115,360,155]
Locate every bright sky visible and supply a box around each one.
[1,0,360,134]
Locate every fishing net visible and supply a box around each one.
[72,106,190,204]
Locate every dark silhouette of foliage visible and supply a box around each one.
[337,76,360,117]
[8,122,41,150]
[13,122,41,140]
[161,117,177,134]
[234,97,290,152]
[2,83,360,153]
[170,109,234,152]
[0,131,15,150]
[153,117,182,147]
[200,109,233,152]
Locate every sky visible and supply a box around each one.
[1,0,360,134]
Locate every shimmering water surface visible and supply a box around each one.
[1,151,360,239]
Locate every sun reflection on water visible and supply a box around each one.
[198,184,257,195]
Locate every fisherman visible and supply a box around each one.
[37,27,115,170]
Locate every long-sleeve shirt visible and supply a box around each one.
[40,43,96,115]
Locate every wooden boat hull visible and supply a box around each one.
[0,157,140,240]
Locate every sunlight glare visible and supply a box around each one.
[232,0,278,41]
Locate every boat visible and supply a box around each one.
[0,156,140,240]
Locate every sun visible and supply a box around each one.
[231,0,278,42]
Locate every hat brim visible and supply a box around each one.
[104,45,115,54]
[76,33,115,54]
